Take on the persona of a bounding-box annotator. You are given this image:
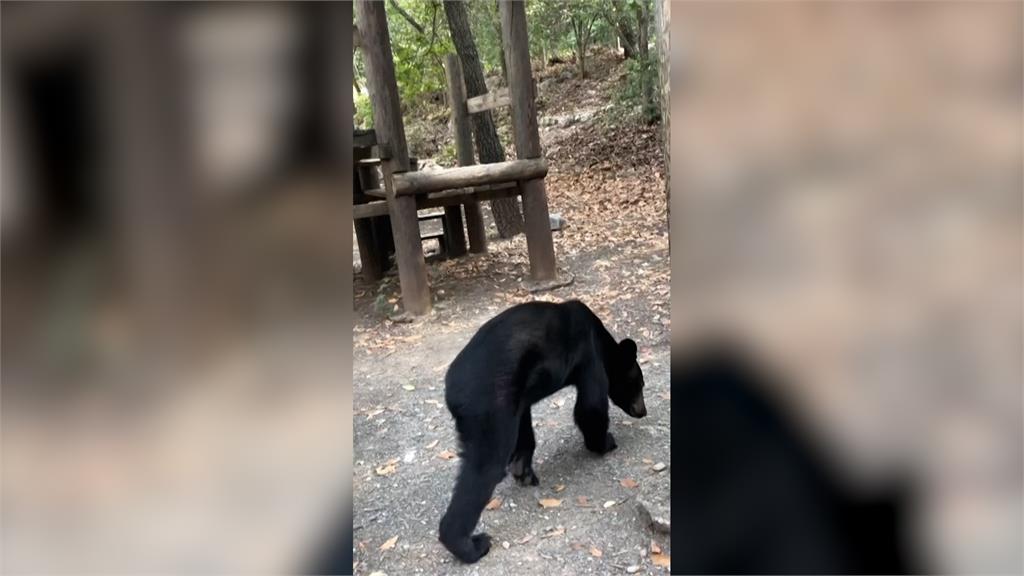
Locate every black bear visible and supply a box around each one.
[672,343,920,574]
[438,300,647,563]
[302,499,353,575]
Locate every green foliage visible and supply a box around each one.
[527,0,611,64]
[467,0,506,77]
[527,0,571,61]
[356,0,658,132]
[354,1,453,109]
[437,140,458,167]
[354,92,374,129]
[615,51,660,124]
[385,0,453,104]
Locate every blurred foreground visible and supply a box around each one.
[2,3,353,573]
[671,2,1021,574]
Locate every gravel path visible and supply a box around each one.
[352,330,670,576]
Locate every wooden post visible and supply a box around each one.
[354,220,383,280]
[355,0,431,315]
[354,146,387,280]
[355,149,394,275]
[445,54,487,254]
[443,207,468,257]
[500,1,556,281]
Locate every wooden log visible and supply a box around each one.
[355,202,390,220]
[466,87,511,115]
[353,184,522,220]
[353,128,376,149]
[445,56,475,167]
[354,219,383,280]
[356,0,430,314]
[500,1,556,281]
[373,217,395,265]
[392,158,547,196]
[444,205,467,257]
[445,53,487,254]
[384,167,431,314]
[356,147,393,274]
[420,185,522,209]
[353,147,383,281]
[463,200,486,252]
[426,181,517,200]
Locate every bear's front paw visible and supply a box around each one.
[469,533,492,560]
[514,469,540,486]
[586,432,617,454]
[601,432,618,454]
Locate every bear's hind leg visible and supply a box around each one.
[509,409,539,486]
[439,415,516,563]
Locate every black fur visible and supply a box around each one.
[303,500,353,575]
[671,343,920,574]
[438,300,647,563]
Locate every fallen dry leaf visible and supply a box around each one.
[590,546,603,557]
[651,540,662,554]
[516,534,533,544]
[553,484,566,493]
[375,458,399,476]
[542,526,565,538]
[425,439,439,449]
[437,450,457,460]
[602,500,617,508]
[651,552,671,568]
[620,478,639,489]
[402,384,415,391]
[486,497,502,510]
[642,458,654,465]
[576,496,592,507]
[379,535,398,551]
[538,498,562,508]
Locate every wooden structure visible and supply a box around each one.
[353,1,556,316]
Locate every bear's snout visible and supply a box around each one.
[631,398,647,418]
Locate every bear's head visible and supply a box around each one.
[608,338,647,418]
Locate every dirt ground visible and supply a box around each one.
[351,51,671,575]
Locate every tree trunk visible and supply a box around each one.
[636,0,655,123]
[653,0,670,240]
[572,19,587,78]
[609,0,637,59]
[493,0,508,85]
[637,0,649,63]
[444,0,524,238]
[576,42,586,78]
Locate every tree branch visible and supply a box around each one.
[388,0,425,35]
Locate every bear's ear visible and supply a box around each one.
[620,339,637,359]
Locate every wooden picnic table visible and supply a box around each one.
[353,129,460,281]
